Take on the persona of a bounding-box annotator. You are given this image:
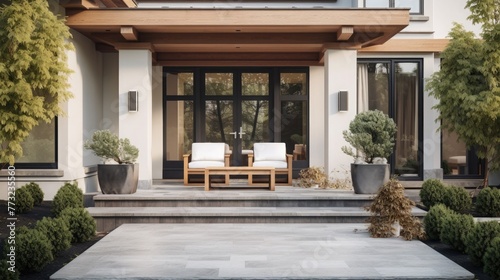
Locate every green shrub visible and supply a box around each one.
[35,217,72,255]
[443,185,472,213]
[16,229,54,273]
[420,179,447,208]
[484,237,500,280]
[52,181,83,216]
[464,221,500,266]
[23,182,44,205]
[15,187,34,214]
[0,261,20,280]
[59,208,96,243]
[440,212,474,252]
[475,187,500,217]
[424,204,454,240]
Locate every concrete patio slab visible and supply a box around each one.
[50,223,474,280]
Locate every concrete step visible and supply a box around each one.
[88,206,427,232]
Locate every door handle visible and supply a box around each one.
[238,127,246,138]
[229,131,237,139]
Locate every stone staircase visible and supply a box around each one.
[87,183,426,232]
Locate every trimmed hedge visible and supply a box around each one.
[443,185,472,213]
[464,221,500,266]
[35,217,72,255]
[15,187,34,214]
[0,261,20,280]
[23,182,44,205]
[420,179,447,208]
[16,229,54,273]
[424,204,454,241]
[52,181,83,216]
[59,208,96,243]
[475,187,500,217]
[483,237,500,280]
[439,212,474,253]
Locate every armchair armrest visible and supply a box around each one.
[248,153,254,167]
[224,154,230,167]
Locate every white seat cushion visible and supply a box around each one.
[254,143,286,162]
[189,161,225,168]
[191,143,225,162]
[253,160,288,169]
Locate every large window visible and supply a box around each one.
[357,60,422,179]
[441,127,484,178]
[14,119,57,169]
[364,0,422,14]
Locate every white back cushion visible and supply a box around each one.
[191,143,225,162]
[254,143,286,162]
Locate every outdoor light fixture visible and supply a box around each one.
[338,91,348,112]
[128,90,139,112]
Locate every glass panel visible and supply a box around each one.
[241,100,270,151]
[205,73,233,96]
[18,120,56,163]
[358,63,389,114]
[280,73,307,96]
[165,101,194,160]
[281,101,308,160]
[166,72,193,96]
[442,128,482,176]
[364,0,390,8]
[205,100,233,142]
[395,0,421,14]
[242,73,269,96]
[394,62,419,177]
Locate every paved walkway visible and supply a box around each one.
[51,223,474,280]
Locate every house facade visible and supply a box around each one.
[0,0,487,199]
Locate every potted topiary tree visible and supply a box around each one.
[84,130,139,194]
[342,110,397,194]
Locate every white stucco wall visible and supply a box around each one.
[309,66,325,168]
[152,66,163,179]
[432,0,482,38]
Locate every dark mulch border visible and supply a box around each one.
[0,201,493,280]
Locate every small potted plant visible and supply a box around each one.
[342,110,397,194]
[84,130,139,194]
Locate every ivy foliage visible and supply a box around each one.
[0,0,72,166]
[342,110,397,163]
[427,0,500,186]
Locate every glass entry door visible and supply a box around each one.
[203,71,270,166]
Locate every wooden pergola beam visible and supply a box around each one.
[121,26,138,41]
[337,26,354,41]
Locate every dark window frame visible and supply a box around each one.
[357,58,424,180]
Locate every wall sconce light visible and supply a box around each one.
[128,90,138,112]
[338,91,348,112]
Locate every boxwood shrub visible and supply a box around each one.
[59,208,96,243]
[35,217,72,255]
[52,181,83,216]
[0,261,20,280]
[439,212,474,253]
[16,229,54,273]
[15,187,34,214]
[475,187,500,217]
[420,179,447,208]
[443,185,472,213]
[483,237,500,280]
[423,204,454,240]
[464,221,500,266]
[23,182,44,205]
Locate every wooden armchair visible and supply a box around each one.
[183,143,230,185]
[248,142,293,185]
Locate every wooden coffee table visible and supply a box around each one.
[204,167,275,191]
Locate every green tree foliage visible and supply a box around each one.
[427,0,500,187]
[0,0,72,166]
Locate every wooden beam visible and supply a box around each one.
[60,0,99,9]
[359,39,450,53]
[121,26,138,41]
[114,42,154,52]
[99,0,118,8]
[121,0,137,8]
[337,26,353,41]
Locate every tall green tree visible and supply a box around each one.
[427,0,500,187]
[0,0,72,166]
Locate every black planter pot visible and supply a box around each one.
[351,163,389,194]
[97,164,139,194]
